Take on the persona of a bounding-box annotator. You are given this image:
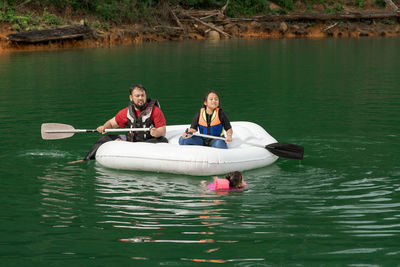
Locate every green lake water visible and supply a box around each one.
[1,38,400,266]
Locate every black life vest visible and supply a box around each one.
[126,98,160,142]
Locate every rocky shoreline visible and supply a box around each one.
[1,7,399,53]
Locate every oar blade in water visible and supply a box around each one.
[41,123,75,140]
[265,142,304,160]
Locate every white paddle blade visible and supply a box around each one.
[41,123,76,140]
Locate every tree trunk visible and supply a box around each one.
[228,11,400,22]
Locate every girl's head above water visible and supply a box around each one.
[225,171,244,189]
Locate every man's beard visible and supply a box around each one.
[131,101,146,111]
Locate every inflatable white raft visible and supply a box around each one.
[95,121,279,176]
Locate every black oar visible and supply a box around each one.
[41,123,150,140]
[189,131,304,160]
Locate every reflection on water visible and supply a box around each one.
[22,149,73,158]
[93,166,257,262]
[38,163,87,228]
[94,166,227,230]
[34,157,400,263]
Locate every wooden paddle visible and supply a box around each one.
[41,123,150,140]
[187,131,304,160]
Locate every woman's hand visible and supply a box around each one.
[182,128,196,139]
[181,131,190,139]
[225,129,233,142]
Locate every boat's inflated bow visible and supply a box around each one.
[95,121,279,176]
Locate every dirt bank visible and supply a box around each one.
[1,8,400,53]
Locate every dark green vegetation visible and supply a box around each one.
[0,0,391,31]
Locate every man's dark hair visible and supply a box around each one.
[203,90,220,105]
[129,84,147,94]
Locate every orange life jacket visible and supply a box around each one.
[198,107,223,137]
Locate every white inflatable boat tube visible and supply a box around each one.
[96,121,278,176]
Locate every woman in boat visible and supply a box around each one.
[206,171,246,191]
[179,90,233,149]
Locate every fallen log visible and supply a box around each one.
[228,11,400,22]
[322,22,339,32]
[181,12,232,37]
[385,0,399,11]
[7,25,93,43]
[183,10,221,17]
[166,3,184,29]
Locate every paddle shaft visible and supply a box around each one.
[45,128,150,133]
[189,131,304,160]
[190,132,265,149]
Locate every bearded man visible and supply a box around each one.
[83,84,167,161]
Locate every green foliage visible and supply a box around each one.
[0,4,64,31]
[278,0,294,10]
[89,19,110,31]
[326,2,343,13]
[42,9,62,25]
[2,0,395,28]
[92,20,101,29]
[0,7,35,31]
[267,8,286,15]
[333,2,343,11]
[375,0,386,8]
[174,0,222,9]
[0,11,5,22]
[95,3,121,23]
[305,0,315,12]
[226,0,268,17]
[0,0,281,23]
[89,0,161,24]
[0,6,15,23]
[11,23,21,31]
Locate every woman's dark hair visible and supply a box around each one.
[203,90,220,105]
[129,84,146,94]
[226,171,243,188]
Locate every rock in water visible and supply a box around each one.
[207,30,220,40]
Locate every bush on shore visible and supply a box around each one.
[0,0,390,31]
